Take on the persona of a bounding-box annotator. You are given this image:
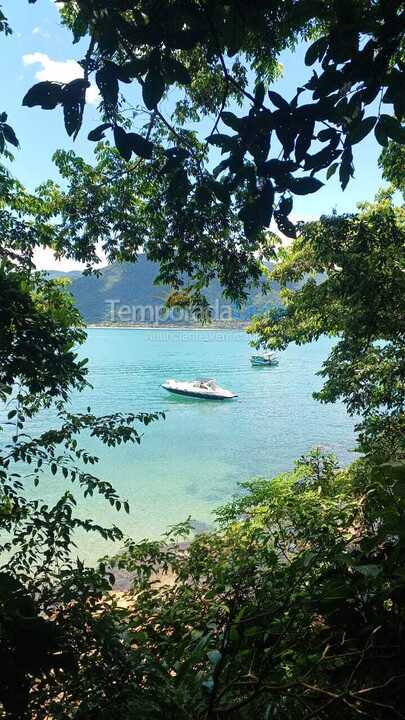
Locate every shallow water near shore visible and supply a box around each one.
[27,328,357,563]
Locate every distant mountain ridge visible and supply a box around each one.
[47,255,283,324]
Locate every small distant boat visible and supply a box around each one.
[250,353,279,366]
[161,378,237,400]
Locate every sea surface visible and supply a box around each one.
[21,328,357,563]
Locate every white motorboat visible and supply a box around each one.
[161,378,237,400]
[250,352,279,366]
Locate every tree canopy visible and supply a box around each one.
[249,192,405,456]
[11,0,405,301]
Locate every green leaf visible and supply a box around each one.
[347,116,377,145]
[207,649,221,666]
[326,162,339,179]
[201,677,215,693]
[355,564,382,578]
[305,36,328,66]
[143,69,165,110]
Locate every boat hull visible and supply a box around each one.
[162,385,236,400]
[251,358,279,366]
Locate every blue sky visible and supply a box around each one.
[2,1,387,269]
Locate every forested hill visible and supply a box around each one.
[47,255,284,324]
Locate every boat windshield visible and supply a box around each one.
[195,378,216,389]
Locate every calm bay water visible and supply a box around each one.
[28,328,356,562]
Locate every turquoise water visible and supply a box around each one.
[27,328,356,562]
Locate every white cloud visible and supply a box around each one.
[32,26,51,39]
[34,247,86,272]
[34,246,107,272]
[22,52,99,105]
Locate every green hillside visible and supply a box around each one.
[47,256,283,324]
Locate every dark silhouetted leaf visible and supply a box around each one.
[143,69,165,109]
[318,128,337,142]
[274,209,296,238]
[255,81,265,106]
[127,133,154,159]
[339,146,354,190]
[258,158,297,179]
[268,90,290,112]
[379,115,405,144]
[165,57,191,85]
[279,195,293,215]
[276,126,296,158]
[374,119,388,147]
[258,180,274,226]
[206,133,235,151]
[209,179,230,204]
[295,123,314,163]
[347,116,377,145]
[88,123,112,141]
[63,103,81,137]
[213,158,230,177]
[22,81,63,110]
[113,126,132,161]
[305,36,328,66]
[221,111,242,131]
[2,124,19,147]
[304,145,341,171]
[96,64,119,107]
[63,78,90,103]
[289,176,324,194]
[326,161,339,179]
[122,57,150,78]
[72,14,88,43]
[195,184,212,207]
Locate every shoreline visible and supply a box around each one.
[86,323,249,331]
